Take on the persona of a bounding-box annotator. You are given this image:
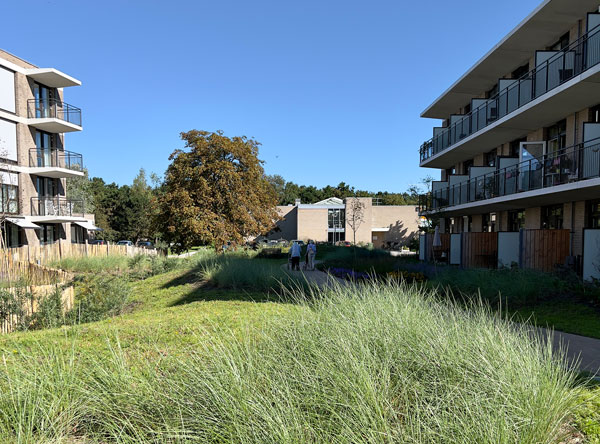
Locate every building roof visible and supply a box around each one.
[314,197,344,206]
[421,0,600,119]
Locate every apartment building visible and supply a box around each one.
[267,197,420,248]
[418,0,600,276]
[0,49,98,248]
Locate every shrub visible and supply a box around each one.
[28,287,65,330]
[68,275,130,324]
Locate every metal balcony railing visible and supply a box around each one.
[30,197,84,218]
[29,148,83,170]
[27,98,82,127]
[420,23,600,163]
[419,137,600,213]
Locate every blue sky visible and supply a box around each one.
[2,0,540,192]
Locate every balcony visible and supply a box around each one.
[27,98,82,133]
[420,23,600,167]
[30,197,84,223]
[25,148,84,178]
[419,137,600,215]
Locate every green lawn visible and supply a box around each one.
[0,262,301,361]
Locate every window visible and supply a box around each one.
[463,215,472,232]
[587,200,600,228]
[549,32,569,51]
[486,84,499,99]
[482,213,496,232]
[541,204,563,229]
[2,223,20,248]
[36,177,59,197]
[38,224,58,245]
[485,150,496,167]
[35,130,56,167]
[327,208,345,229]
[508,210,525,231]
[546,120,567,155]
[445,167,456,178]
[509,138,527,157]
[589,105,600,123]
[0,184,18,213]
[328,231,345,243]
[71,224,86,244]
[463,159,474,175]
[511,63,529,79]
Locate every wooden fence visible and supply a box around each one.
[521,229,570,272]
[461,232,498,269]
[1,240,158,267]
[0,259,73,286]
[425,233,450,261]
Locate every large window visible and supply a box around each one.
[546,120,567,155]
[482,213,496,232]
[508,210,525,231]
[0,184,18,213]
[71,224,85,244]
[328,208,345,229]
[38,223,57,245]
[2,222,20,248]
[587,200,600,228]
[328,231,345,243]
[541,204,564,229]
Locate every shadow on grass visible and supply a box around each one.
[169,280,280,306]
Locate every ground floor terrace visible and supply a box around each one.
[420,197,600,279]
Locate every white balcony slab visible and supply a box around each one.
[25,68,81,88]
[14,165,84,179]
[27,117,82,133]
[29,216,87,224]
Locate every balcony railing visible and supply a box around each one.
[27,98,82,127]
[30,197,84,218]
[28,148,83,170]
[419,137,600,213]
[420,23,600,163]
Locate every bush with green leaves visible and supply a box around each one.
[68,275,130,324]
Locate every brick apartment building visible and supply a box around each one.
[418,0,600,278]
[0,49,98,248]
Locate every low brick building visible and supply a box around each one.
[268,197,420,248]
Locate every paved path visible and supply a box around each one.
[539,327,600,375]
[282,263,346,288]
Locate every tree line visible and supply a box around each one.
[265,175,420,206]
[68,130,423,251]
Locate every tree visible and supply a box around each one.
[157,130,278,253]
[346,197,366,245]
[266,174,286,204]
[66,167,95,214]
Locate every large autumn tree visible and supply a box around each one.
[157,130,278,252]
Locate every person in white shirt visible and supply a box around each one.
[290,241,301,270]
[306,240,317,271]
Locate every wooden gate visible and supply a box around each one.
[521,229,570,272]
[461,232,498,269]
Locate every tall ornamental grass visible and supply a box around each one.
[0,282,583,443]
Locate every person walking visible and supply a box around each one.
[306,240,317,271]
[290,241,301,271]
